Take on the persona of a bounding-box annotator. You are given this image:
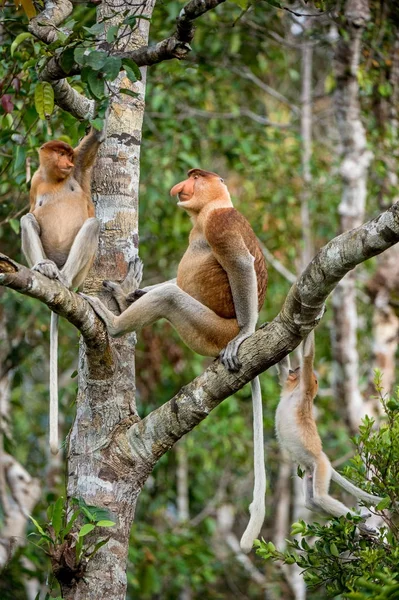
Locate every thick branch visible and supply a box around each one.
[0,255,113,378]
[124,201,399,467]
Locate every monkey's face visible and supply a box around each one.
[170,169,229,213]
[40,141,74,180]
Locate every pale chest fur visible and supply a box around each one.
[177,232,235,319]
[32,177,93,267]
[275,389,322,467]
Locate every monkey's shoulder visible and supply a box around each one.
[204,208,255,246]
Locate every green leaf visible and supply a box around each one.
[78,523,95,537]
[120,88,139,98]
[52,497,65,538]
[74,46,87,66]
[103,56,121,81]
[60,47,76,74]
[90,118,105,131]
[11,32,34,57]
[86,50,108,71]
[70,370,78,378]
[122,58,141,81]
[9,219,20,234]
[87,71,105,100]
[29,516,46,537]
[60,509,80,540]
[330,542,339,557]
[95,520,116,528]
[34,82,54,120]
[83,22,105,36]
[106,25,119,44]
[123,15,137,27]
[376,496,391,510]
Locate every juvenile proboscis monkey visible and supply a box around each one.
[276,331,384,531]
[20,122,107,454]
[82,169,268,553]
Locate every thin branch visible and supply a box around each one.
[173,105,294,129]
[259,241,297,285]
[231,67,300,115]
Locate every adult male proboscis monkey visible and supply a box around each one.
[82,169,268,553]
[276,331,385,532]
[20,121,107,455]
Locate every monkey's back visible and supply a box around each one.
[177,208,267,319]
[30,174,94,268]
[276,389,322,466]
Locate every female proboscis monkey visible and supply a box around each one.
[20,120,108,454]
[276,331,385,532]
[82,168,268,553]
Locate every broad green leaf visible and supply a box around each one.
[123,15,136,27]
[83,22,105,36]
[79,523,95,537]
[376,496,391,510]
[90,118,104,131]
[74,47,88,66]
[122,58,142,81]
[106,25,119,44]
[29,515,46,537]
[11,32,34,57]
[34,82,54,120]
[87,71,105,100]
[95,520,116,528]
[9,219,20,235]
[60,48,76,74]
[330,542,339,557]
[86,50,107,71]
[103,56,121,81]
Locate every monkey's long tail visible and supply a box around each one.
[331,468,384,505]
[49,312,59,455]
[240,377,266,554]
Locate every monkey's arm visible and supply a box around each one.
[211,235,258,371]
[301,330,315,401]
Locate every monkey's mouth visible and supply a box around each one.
[177,193,191,203]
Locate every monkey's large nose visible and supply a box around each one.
[170,181,185,196]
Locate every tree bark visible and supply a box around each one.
[331,0,372,433]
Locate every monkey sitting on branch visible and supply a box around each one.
[82,168,268,553]
[276,331,385,532]
[20,119,108,455]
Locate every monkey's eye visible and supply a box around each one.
[220,178,224,182]
[193,175,198,179]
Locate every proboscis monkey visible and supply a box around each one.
[276,331,385,532]
[20,121,107,454]
[82,169,268,553]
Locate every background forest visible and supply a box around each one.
[1,0,399,599]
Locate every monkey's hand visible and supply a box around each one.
[80,293,119,336]
[220,330,253,372]
[32,260,68,287]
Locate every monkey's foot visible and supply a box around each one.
[80,293,119,335]
[126,289,147,304]
[220,331,252,372]
[358,523,378,536]
[32,260,68,286]
[122,255,144,293]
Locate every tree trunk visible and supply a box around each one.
[331,0,372,433]
[62,2,156,598]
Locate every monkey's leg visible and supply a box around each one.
[305,454,353,517]
[60,218,100,289]
[83,283,240,357]
[20,214,63,281]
